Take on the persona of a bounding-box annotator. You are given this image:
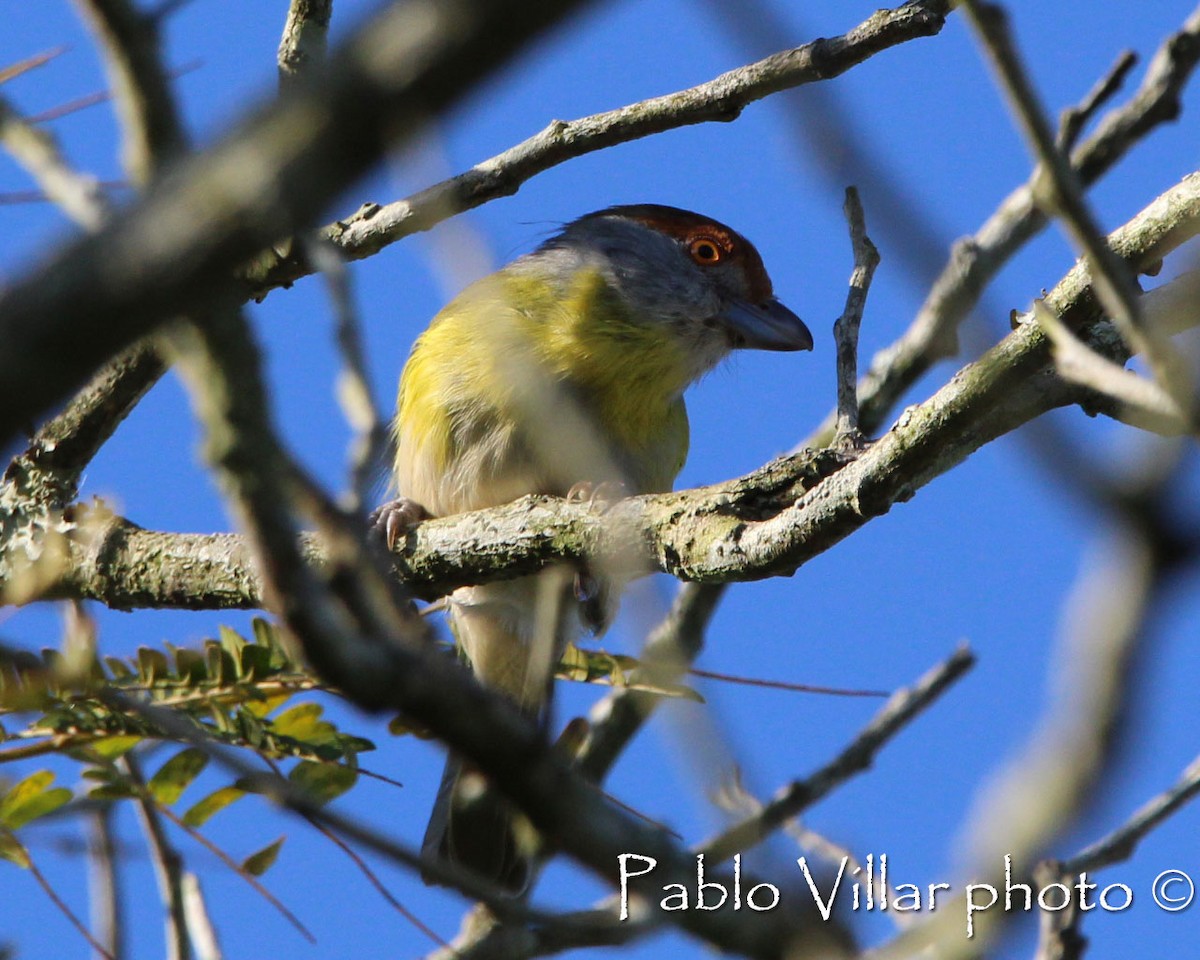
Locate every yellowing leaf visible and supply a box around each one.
[90,735,142,760]
[241,693,293,719]
[272,703,334,745]
[147,748,209,806]
[182,786,244,828]
[0,830,31,868]
[0,771,71,830]
[557,644,704,702]
[0,771,54,824]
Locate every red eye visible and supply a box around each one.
[688,237,724,265]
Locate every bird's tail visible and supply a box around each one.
[421,752,537,894]
[421,571,574,894]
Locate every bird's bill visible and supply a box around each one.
[718,298,813,352]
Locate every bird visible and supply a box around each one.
[383,204,812,893]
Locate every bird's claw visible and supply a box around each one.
[566,480,628,511]
[369,497,431,552]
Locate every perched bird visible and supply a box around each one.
[387,204,812,893]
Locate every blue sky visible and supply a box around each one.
[4,1,1200,958]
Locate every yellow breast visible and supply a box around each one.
[395,267,692,515]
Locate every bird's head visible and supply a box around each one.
[526,204,812,378]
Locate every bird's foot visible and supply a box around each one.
[369,497,431,551]
[566,479,628,511]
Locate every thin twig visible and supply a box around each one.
[303,238,390,511]
[701,644,975,862]
[247,0,953,297]
[1033,300,1191,435]
[27,854,116,960]
[874,464,1197,959]
[1064,752,1200,875]
[833,186,880,444]
[155,805,315,944]
[687,666,886,698]
[72,0,187,184]
[260,756,444,946]
[123,754,191,960]
[1029,698,1200,960]
[0,46,69,85]
[0,95,108,229]
[1056,50,1138,151]
[28,59,203,125]
[962,0,1190,413]
[809,5,1200,445]
[20,170,1200,611]
[87,804,125,960]
[97,685,574,929]
[578,582,726,782]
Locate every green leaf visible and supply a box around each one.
[251,618,291,669]
[204,641,235,685]
[239,642,272,681]
[137,647,171,685]
[147,748,209,806]
[89,782,137,800]
[0,771,71,830]
[272,703,331,743]
[171,646,207,685]
[3,788,71,829]
[104,657,134,681]
[182,786,245,827]
[218,626,247,671]
[242,836,284,876]
[0,830,30,868]
[557,644,705,702]
[289,761,357,806]
[0,771,53,822]
[242,692,293,719]
[90,735,142,760]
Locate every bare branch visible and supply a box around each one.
[812,5,1200,444]
[123,755,191,960]
[249,0,952,296]
[833,186,880,444]
[1064,752,1200,876]
[0,95,108,229]
[1056,49,1138,152]
[0,0,594,449]
[701,645,974,863]
[87,806,125,960]
[15,170,1200,611]
[0,46,69,85]
[72,0,186,184]
[303,238,390,511]
[180,874,221,960]
[277,0,332,90]
[156,805,314,944]
[579,582,726,782]
[963,0,1191,411]
[1034,299,1193,435]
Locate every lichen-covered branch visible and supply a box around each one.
[17,172,1199,612]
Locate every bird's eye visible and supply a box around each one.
[688,237,724,265]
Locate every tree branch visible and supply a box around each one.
[246,0,952,297]
[19,172,1200,611]
[0,0,593,449]
[812,4,1200,443]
